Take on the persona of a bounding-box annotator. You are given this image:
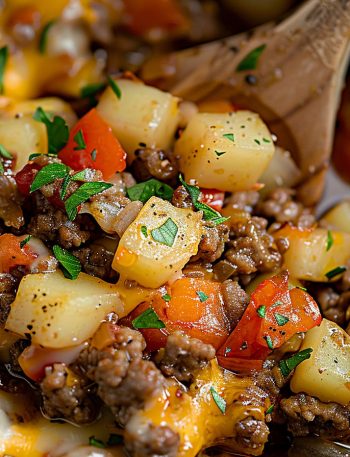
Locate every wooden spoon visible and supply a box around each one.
[141,0,350,206]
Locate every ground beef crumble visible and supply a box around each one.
[193,220,229,263]
[155,331,216,382]
[221,279,249,329]
[130,147,178,183]
[72,244,117,281]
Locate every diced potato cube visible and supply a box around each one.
[291,319,350,405]
[97,79,180,161]
[5,271,124,348]
[175,111,274,192]
[112,196,203,288]
[321,201,350,233]
[275,226,350,282]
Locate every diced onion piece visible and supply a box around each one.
[0,115,47,172]
[175,111,274,192]
[112,196,203,288]
[290,319,350,406]
[275,226,350,282]
[5,271,124,348]
[321,201,350,233]
[97,79,180,161]
[259,146,301,196]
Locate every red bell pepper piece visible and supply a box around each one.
[199,188,225,211]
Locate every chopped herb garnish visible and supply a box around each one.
[60,174,72,200]
[28,153,42,161]
[254,139,261,145]
[65,181,113,220]
[73,129,86,150]
[162,293,171,302]
[326,230,334,251]
[141,225,148,237]
[215,150,226,156]
[223,133,235,142]
[71,169,90,181]
[0,46,8,94]
[210,387,226,414]
[107,434,123,445]
[108,76,122,99]
[225,347,231,355]
[20,235,32,249]
[127,178,173,203]
[33,107,69,155]
[266,405,274,415]
[274,313,289,326]
[271,300,283,308]
[296,285,307,291]
[81,82,106,99]
[257,305,266,318]
[39,20,55,53]
[0,144,13,159]
[52,245,81,280]
[179,175,229,226]
[263,137,271,143]
[0,161,4,174]
[91,149,97,161]
[30,163,69,193]
[236,44,266,72]
[89,436,106,449]
[325,266,346,280]
[151,218,178,247]
[279,348,313,377]
[132,308,165,329]
[196,291,208,302]
[264,335,274,350]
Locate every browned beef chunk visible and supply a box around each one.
[255,187,315,228]
[280,393,350,441]
[221,279,249,329]
[224,216,282,276]
[0,174,24,229]
[155,331,215,382]
[225,190,260,213]
[40,363,100,424]
[131,148,178,183]
[193,221,229,263]
[72,244,117,281]
[0,273,18,326]
[171,185,193,209]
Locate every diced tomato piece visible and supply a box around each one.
[15,162,42,196]
[199,188,225,211]
[216,355,263,375]
[122,278,230,351]
[217,272,322,367]
[58,108,126,179]
[0,234,37,273]
[123,0,188,36]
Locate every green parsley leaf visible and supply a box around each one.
[326,230,334,251]
[0,46,8,94]
[28,153,42,161]
[81,82,106,99]
[264,335,274,350]
[151,218,178,247]
[254,139,261,145]
[52,245,81,280]
[20,235,32,249]
[274,313,289,326]
[107,434,123,445]
[108,76,122,99]
[271,300,283,308]
[257,305,266,318]
[215,150,226,156]
[279,348,313,377]
[225,347,231,355]
[263,137,271,143]
[60,174,72,200]
[236,44,266,72]
[73,129,86,150]
[325,266,347,280]
[0,144,13,159]
[141,225,148,237]
[30,163,69,193]
[132,308,165,329]
[91,149,97,161]
[39,20,55,54]
[266,405,274,415]
[65,181,113,220]
[127,178,173,203]
[179,175,229,226]
[71,169,90,181]
[210,387,226,414]
[89,436,106,449]
[0,161,4,174]
[296,285,307,292]
[223,133,235,142]
[196,291,208,302]
[162,293,171,302]
[33,107,69,155]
